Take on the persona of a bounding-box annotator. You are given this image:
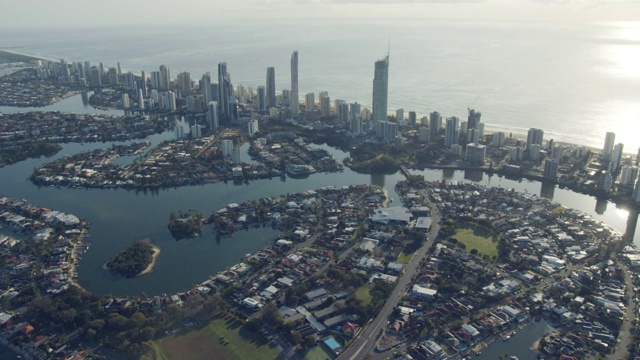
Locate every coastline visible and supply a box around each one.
[0,48,57,62]
[0,47,635,156]
[67,230,88,292]
[138,244,160,276]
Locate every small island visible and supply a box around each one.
[168,210,203,239]
[106,241,159,278]
[344,154,400,174]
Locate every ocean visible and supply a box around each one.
[1,19,639,152]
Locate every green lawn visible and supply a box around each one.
[453,226,498,258]
[153,312,279,360]
[396,251,415,264]
[355,285,372,306]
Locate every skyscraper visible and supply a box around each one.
[207,101,219,130]
[159,65,170,90]
[350,103,361,120]
[610,143,624,173]
[429,112,442,136]
[305,92,314,112]
[602,132,616,161]
[526,128,544,150]
[201,73,212,105]
[444,116,460,147]
[372,54,389,124]
[321,96,331,117]
[338,102,350,123]
[257,86,266,111]
[544,158,559,180]
[396,109,404,124]
[218,62,232,119]
[266,67,276,109]
[291,51,299,115]
[176,71,191,91]
[468,109,481,130]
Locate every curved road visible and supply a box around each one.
[338,188,441,360]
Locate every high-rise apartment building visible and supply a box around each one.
[544,158,559,180]
[526,128,544,150]
[218,62,232,119]
[159,65,170,90]
[321,96,331,117]
[610,143,624,173]
[257,86,266,111]
[429,112,442,136]
[444,116,460,147]
[396,109,404,124]
[602,132,616,161]
[371,54,389,124]
[468,109,481,130]
[266,67,276,108]
[305,92,314,112]
[176,71,191,91]
[207,101,219,130]
[290,51,299,115]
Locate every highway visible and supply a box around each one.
[338,188,441,360]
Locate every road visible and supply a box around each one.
[611,262,636,360]
[338,188,441,360]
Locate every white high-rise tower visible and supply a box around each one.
[372,53,389,124]
[291,51,299,116]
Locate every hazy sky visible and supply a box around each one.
[2,0,639,28]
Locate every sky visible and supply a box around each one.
[2,0,639,29]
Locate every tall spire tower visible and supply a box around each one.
[291,51,299,116]
[372,52,389,124]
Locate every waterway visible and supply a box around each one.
[476,320,554,360]
[0,93,638,297]
[0,91,123,116]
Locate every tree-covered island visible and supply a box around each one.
[344,153,400,174]
[106,241,155,278]
[168,210,204,239]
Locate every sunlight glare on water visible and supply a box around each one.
[599,21,640,79]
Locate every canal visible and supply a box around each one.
[0,92,638,297]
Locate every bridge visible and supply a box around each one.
[399,164,411,178]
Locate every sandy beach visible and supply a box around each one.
[138,244,160,276]
[67,231,88,291]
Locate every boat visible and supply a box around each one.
[510,356,519,360]
[502,334,511,341]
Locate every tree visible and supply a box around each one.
[303,335,316,348]
[262,303,283,326]
[290,330,302,344]
[243,318,262,332]
[107,314,129,331]
[137,326,156,342]
[85,328,97,340]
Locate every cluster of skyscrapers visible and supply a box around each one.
[37,52,640,200]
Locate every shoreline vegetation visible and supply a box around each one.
[105,240,158,278]
[344,154,400,174]
[168,210,204,239]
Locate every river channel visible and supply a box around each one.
[1,92,638,297]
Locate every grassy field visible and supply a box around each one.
[453,226,498,258]
[303,345,335,360]
[355,285,372,306]
[152,312,279,360]
[396,251,415,264]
